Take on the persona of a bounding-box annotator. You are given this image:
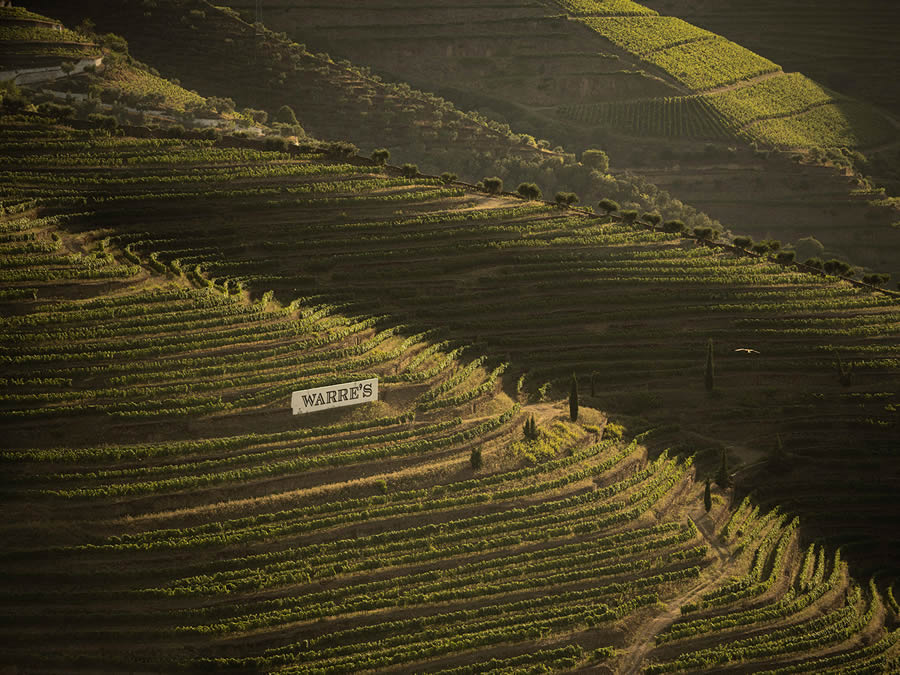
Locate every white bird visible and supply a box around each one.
[734,348,760,354]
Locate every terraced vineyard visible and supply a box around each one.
[0,8,100,66]
[640,0,900,119]
[1,110,899,670]
[557,95,737,140]
[168,0,900,285]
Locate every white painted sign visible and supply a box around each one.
[291,378,378,415]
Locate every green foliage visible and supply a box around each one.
[775,251,796,264]
[86,113,117,130]
[861,273,890,286]
[555,191,579,207]
[643,37,780,91]
[440,172,458,184]
[642,212,662,227]
[482,176,503,194]
[516,182,542,200]
[823,258,853,277]
[401,163,419,178]
[560,96,737,140]
[732,236,753,249]
[794,236,824,262]
[582,148,609,172]
[579,16,714,56]
[604,422,624,441]
[242,108,268,124]
[558,0,658,16]
[470,447,482,471]
[371,148,390,165]
[274,104,298,125]
[598,198,619,215]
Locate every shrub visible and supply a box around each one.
[642,212,662,227]
[87,113,117,130]
[516,182,542,200]
[862,273,890,286]
[823,258,853,277]
[483,176,503,194]
[555,191,579,207]
[371,148,390,165]
[582,148,609,172]
[274,104,298,125]
[401,163,419,178]
[598,198,619,215]
[775,251,796,264]
[470,447,482,470]
[200,127,222,141]
[242,108,268,124]
[732,236,753,249]
[663,219,686,234]
[264,136,290,152]
[440,172,457,184]
[324,141,357,157]
[37,102,76,119]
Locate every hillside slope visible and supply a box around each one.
[3,98,898,568]
[1,112,899,673]
[640,0,900,119]
[206,0,900,282]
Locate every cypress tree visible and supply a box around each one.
[703,478,712,512]
[470,447,482,470]
[716,450,730,488]
[569,373,579,421]
[704,338,715,392]
[523,415,538,440]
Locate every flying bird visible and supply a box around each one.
[734,348,760,354]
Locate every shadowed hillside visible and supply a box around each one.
[205,0,900,282]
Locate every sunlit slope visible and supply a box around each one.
[2,184,898,672]
[568,3,894,149]
[640,0,900,119]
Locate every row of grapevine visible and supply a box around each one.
[556,95,738,139]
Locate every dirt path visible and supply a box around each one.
[618,508,736,674]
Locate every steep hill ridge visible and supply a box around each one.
[0,111,898,672]
[207,0,900,281]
